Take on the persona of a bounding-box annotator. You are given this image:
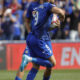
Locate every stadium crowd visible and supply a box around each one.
[0,0,80,40]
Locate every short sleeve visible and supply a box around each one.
[47,3,56,12]
[26,3,32,19]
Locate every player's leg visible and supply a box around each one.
[26,63,40,80]
[15,63,40,80]
[48,55,56,67]
[15,67,26,80]
[43,55,56,80]
[19,33,53,73]
[15,47,30,80]
[22,54,53,68]
[26,33,55,80]
[19,50,53,71]
[42,40,56,80]
[30,40,56,68]
[43,68,52,80]
[46,40,56,67]
[24,55,55,80]
[27,36,54,68]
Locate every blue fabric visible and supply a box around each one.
[23,2,55,68]
[13,27,21,36]
[4,0,12,7]
[17,10,24,24]
[21,2,28,10]
[43,76,50,80]
[15,76,21,80]
[26,68,38,80]
[18,0,22,4]
[23,33,53,68]
[24,32,53,59]
[13,22,21,36]
[26,2,55,41]
[23,47,53,68]
[32,58,53,68]
[51,28,58,35]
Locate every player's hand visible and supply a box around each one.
[59,15,65,22]
[48,19,60,31]
[59,10,65,22]
[55,19,60,28]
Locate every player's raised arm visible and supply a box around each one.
[51,7,65,21]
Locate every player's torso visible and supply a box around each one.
[30,2,51,40]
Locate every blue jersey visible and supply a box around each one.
[26,2,55,41]
[4,0,12,7]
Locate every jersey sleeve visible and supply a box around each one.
[26,3,32,19]
[47,3,56,12]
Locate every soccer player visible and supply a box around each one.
[15,0,65,80]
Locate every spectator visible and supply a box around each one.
[9,0,21,14]
[13,12,21,40]
[70,30,78,41]
[63,16,71,39]
[72,0,80,10]
[75,22,80,40]
[76,0,80,10]
[0,1,4,40]
[0,0,80,40]
[63,25,70,39]
[1,8,17,40]
[4,0,12,8]
[70,9,80,30]
[21,0,28,11]
[65,0,73,15]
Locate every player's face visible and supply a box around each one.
[48,0,55,3]
[39,0,47,3]
[40,0,54,3]
[40,0,44,3]
[27,0,33,2]
[47,0,50,2]
[42,0,48,2]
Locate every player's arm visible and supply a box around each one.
[51,7,65,21]
[3,9,16,23]
[25,3,32,33]
[25,18,31,33]
[8,13,17,22]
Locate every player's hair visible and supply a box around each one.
[38,0,47,2]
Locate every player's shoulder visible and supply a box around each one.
[27,1,38,9]
[43,2,56,7]
[29,1,38,6]
[43,2,50,6]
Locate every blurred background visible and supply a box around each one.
[0,0,80,80]
[0,0,80,40]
